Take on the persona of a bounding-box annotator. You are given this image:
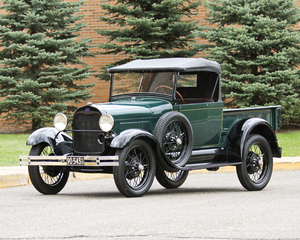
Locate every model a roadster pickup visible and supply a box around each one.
[20,58,282,197]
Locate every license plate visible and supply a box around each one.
[66,157,84,166]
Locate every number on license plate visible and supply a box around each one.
[66,157,84,166]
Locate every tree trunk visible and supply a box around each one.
[32,118,41,131]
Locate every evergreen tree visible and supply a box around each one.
[0,0,96,131]
[199,0,300,125]
[98,0,201,80]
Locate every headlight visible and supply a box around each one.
[54,113,68,131]
[99,114,114,132]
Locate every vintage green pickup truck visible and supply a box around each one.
[20,58,282,197]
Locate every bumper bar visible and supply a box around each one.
[19,155,119,167]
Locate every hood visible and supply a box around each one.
[93,97,172,118]
[76,97,173,133]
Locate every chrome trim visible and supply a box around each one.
[19,155,119,167]
[191,149,217,156]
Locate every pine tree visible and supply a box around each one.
[199,0,300,125]
[98,0,201,80]
[0,0,96,131]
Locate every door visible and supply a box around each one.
[174,102,223,148]
[174,71,223,149]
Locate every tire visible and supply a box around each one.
[113,139,156,197]
[154,111,193,168]
[156,167,189,189]
[236,134,273,191]
[28,143,69,194]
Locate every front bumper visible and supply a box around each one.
[19,155,119,167]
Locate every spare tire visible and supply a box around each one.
[153,111,194,168]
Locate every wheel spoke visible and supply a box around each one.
[165,170,183,181]
[124,146,150,190]
[246,143,267,183]
[39,166,63,185]
[36,146,65,186]
[162,121,187,162]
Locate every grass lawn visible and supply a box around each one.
[276,130,300,157]
[0,131,299,167]
[0,134,31,167]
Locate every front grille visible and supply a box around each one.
[73,110,105,154]
[73,112,100,130]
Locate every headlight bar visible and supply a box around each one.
[19,155,119,167]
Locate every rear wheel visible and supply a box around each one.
[156,167,189,189]
[28,143,69,194]
[236,135,273,191]
[113,139,156,197]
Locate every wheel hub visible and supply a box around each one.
[138,163,144,171]
[126,158,143,179]
[176,138,182,145]
[247,152,262,174]
[166,131,182,147]
[43,166,61,177]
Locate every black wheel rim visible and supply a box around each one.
[162,120,187,164]
[246,142,268,183]
[165,170,185,181]
[39,146,64,186]
[124,146,150,190]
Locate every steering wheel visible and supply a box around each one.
[154,85,185,104]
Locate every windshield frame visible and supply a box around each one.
[109,71,180,104]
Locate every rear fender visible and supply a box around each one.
[240,118,281,159]
[110,129,178,172]
[27,127,73,155]
[227,118,281,161]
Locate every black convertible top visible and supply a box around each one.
[108,58,221,74]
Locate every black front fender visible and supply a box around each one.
[110,129,179,172]
[27,127,73,155]
[110,129,157,149]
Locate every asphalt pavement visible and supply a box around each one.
[0,157,300,188]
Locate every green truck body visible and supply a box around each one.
[20,58,282,197]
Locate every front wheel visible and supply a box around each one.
[156,167,189,189]
[236,135,273,191]
[28,143,69,194]
[113,139,156,197]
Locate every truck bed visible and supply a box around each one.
[223,105,281,132]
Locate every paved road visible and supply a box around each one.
[1,157,300,188]
[0,170,300,240]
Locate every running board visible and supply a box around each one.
[181,162,241,171]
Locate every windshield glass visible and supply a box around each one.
[112,72,176,96]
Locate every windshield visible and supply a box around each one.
[112,72,176,96]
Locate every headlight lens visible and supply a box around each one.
[99,114,114,132]
[54,113,68,131]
